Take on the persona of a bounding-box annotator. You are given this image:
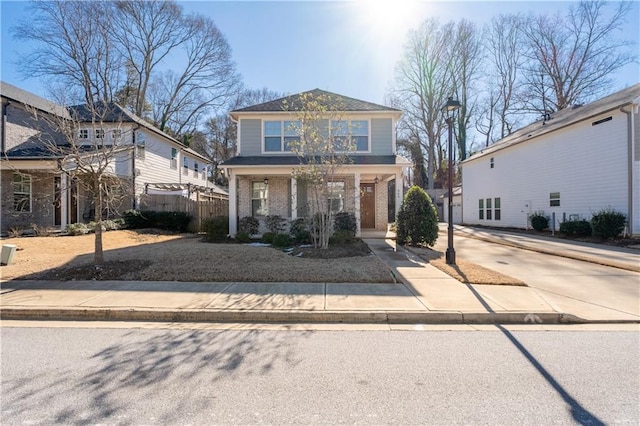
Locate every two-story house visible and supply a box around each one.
[461,83,640,236]
[221,89,409,237]
[0,81,219,234]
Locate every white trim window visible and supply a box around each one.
[95,129,104,139]
[78,129,89,140]
[264,120,300,152]
[194,162,199,177]
[183,156,189,175]
[112,129,123,140]
[251,181,268,216]
[328,181,345,212]
[13,173,32,212]
[332,120,369,152]
[550,192,560,207]
[170,148,178,169]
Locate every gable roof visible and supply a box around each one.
[464,83,640,163]
[0,80,70,119]
[69,102,210,163]
[231,88,401,116]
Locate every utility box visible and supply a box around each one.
[1,244,17,265]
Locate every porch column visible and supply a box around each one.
[395,170,403,219]
[291,177,297,220]
[354,172,361,237]
[60,173,68,230]
[228,170,238,236]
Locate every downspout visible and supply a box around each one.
[620,104,635,235]
[131,125,140,209]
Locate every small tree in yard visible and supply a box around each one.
[396,185,439,247]
[287,91,354,249]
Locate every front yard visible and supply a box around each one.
[0,230,395,283]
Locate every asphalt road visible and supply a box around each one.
[2,326,638,425]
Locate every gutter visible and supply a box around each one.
[1,100,8,155]
[132,124,140,209]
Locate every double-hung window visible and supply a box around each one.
[478,199,484,220]
[95,129,104,139]
[550,192,560,207]
[494,198,501,220]
[252,182,268,216]
[328,181,345,212]
[331,120,369,152]
[13,173,31,212]
[264,121,300,152]
[183,157,189,175]
[194,162,199,177]
[486,198,492,220]
[78,129,89,140]
[170,148,178,169]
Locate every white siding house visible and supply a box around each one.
[461,84,640,236]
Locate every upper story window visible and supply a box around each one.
[194,162,199,177]
[332,120,368,152]
[170,148,178,169]
[78,129,89,140]
[550,192,560,207]
[183,156,189,175]
[13,173,31,212]
[264,120,300,152]
[95,129,104,139]
[135,131,145,159]
[112,129,123,140]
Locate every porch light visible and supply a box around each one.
[374,176,379,184]
[442,96,462,265]
[264,177,269,185]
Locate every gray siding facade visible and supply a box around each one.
[371,118,392,155]
[239,119,262,156]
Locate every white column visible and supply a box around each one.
[291,177,297,220]
[395,170,403,219]
[354,172,361,237]
[60,173,68,229]
[228,170,237,236]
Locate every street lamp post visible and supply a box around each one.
[443,96,461,265]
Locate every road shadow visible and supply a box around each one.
[2,328,311,424]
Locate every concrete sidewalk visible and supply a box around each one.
[1,233,638,325]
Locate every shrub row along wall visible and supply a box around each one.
[139,194,228,232]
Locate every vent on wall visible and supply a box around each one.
[592,116,612,126]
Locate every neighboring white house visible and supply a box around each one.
[221,89,410,236]
[461,84,640,236]
[0,81,222,234]
[441,186,462,224]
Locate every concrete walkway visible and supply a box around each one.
[1,227,638,325]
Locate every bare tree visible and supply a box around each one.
[521,0,635,112]
[286,92,354,249]
[12,0,123,105]
[392,19,453,190]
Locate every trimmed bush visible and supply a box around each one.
[334,212,357,235]
[265,215,287,234]
[530,212,549,231]
[238,216,260,235]
[272,233,292,248]
[591,209,626,239]
[396,185,439,246]
[289,218,311,243]
[123,209,147,229]
[202,216,229,242]
[122,210,191,232]
[261,232,276,244]
[329,229,357,245]
[235,231,252,243]
[66,223,90,236]
[559,219,592,237]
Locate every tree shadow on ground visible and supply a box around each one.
[2,328,311,424]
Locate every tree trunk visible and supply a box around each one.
[94,181,104,267]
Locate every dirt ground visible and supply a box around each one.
[0,230,395,283]
[0,229,525,286]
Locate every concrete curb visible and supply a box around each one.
[0,307,609,325]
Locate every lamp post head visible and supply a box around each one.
[443,96,462,113]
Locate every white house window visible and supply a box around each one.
[328,181,345,212]
[95,129,104,139]
[486,198,492,220]
[194,162,199,177]
[252,181,268,216]
[332,120,368,152]
[490,157,494,168]
[550,192,560,207]
[201,170,206,181]
[170,148,178,169]
[183,157,189,175]
[135,131,145,159]
[78,129,89,140]
[494,197,501,220]
[478,199,484,220]
[112,129,122,140]
[13,173,31,212]
[264,121,301,152]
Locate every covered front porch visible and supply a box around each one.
[225,165,405,237]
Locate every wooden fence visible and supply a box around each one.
[139,194,228,232]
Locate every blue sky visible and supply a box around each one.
[1,0,638,105]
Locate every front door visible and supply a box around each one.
[360,183,375,229]
[54,177,62,226]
